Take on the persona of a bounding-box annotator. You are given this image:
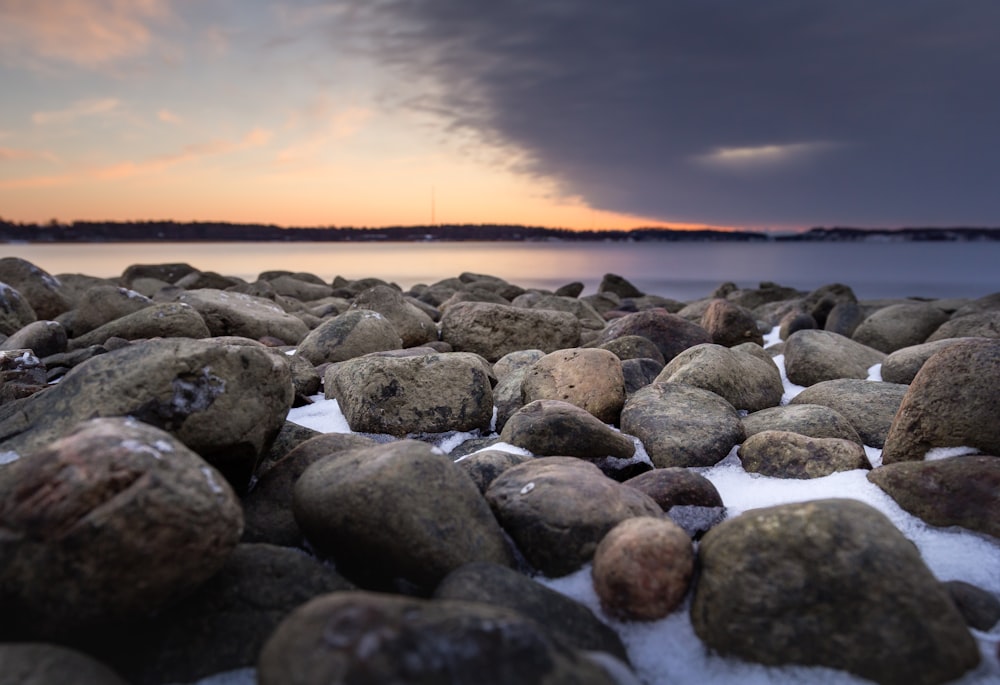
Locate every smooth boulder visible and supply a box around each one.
[178,288,310,344]
[440,301,581,362]
[783,329,885,386]
[738,430,870,478]
[591,309,712,364]
[521,348,626,424]
[789,379,907,448]
[499,399,635,460]
[700,298,763,347]
[296,309,402,364]
[851,302,949,353]
[68,302,211,349]
[656,343,782,412]
[742,404,862,444]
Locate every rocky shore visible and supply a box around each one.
[0,256,998,685]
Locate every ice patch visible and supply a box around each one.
[286,395,352,433]
[925,446,979,461]
[762,324,782,348]
[0,450,20,465]
[866,363,883,381]
[201,466,225,494]
[772,354,805,404]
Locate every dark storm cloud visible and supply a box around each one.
[345,1,1000,226]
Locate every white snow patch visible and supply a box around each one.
[433,431,479,454]
[120,287,149,301]
[153,439,175,453]
[201,466,225,494]
[16,350,40,365]
[866,363,883,381]
[284,349,297,356]
[286,395,352,433]
[453,441,534,463]
[863,445,883,468]
[762,324,783,348]
[121,439,163,460]
[490,405,498,433]
[772,354,806,404]
[0,450,20,465]
[925,446,980,461]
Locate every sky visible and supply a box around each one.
[1,1,999,232]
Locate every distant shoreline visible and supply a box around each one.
[2,221,999,244]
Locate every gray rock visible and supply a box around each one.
[591,310,712,364]
[580,291,621,316]
[824,300,866,337]
[691,499,980,685]
[851,302,950,353]
[455,449,535,494]
[0,643,128,685]
[174,270,241,290]
[268,274,333,301]
[778,311,817,339]
[434,561,629,663]
[554,281,584,297]
[951,291,1000,317]
[177,288,310,344]
[294,440,514,591]
[882,339,1000,463]
[353,284,438,347]
[71,285,154,336]
[597,334,665,364]
[521,348,625,424]
[325,352,493,436]
[738,430,870,478]
[494,349,546,379]
[499,400,635,460]
[440,302,581,362]
[623,468,724,510]
[599,273,643,298]
[121,263,198,287]
[783,329,885,386]
[258,591,619,685]
[943,580,1000,631]
[492,350,546,431]
[0,349,47,404]
[656,343,783,412]
[0,320,67,357]
[867,456,1000,538]
[592,517,694,621]
[485,456,662,577]
[0,338,294,490]
[296,309,402,364]
[68,302,211,349]
[742,404,863,444]
[621,357,664,396]
[725,282,801,311]
[620,383,744,467]
[513,293,607,329]
[0,282,36,336]
[0,258,72,320]
[928,310,1000,341]
[790,379,908,448]
[0,418,243,640]
[881,337,978,384]
[700,298,763,347]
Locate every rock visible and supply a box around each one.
[434,561,629,663]
[824,300,866,337]
[882,339,1000,463]
[790,379,907,448]
[513,293,607,329]
[296,309,402,364]
[700,299,763,347]
[0,643,128,685]
[881,337,976,384]
[0,418,243,640]
[620,383,744,468]
[742,404,863,444]
[656,343,783,412]
[259,270,326,286]
[0,338,294,490]
[0,282,37,336]
[324,352,493,436]
[591,310,712,364]
[599,273,644,298]
[499,400,635,460]
[0,320,67,357]
[257,420,320,472]
[738,430,870,478]
[107,544,354,685]
[174,270,240,290]
[70,285,154,336]
[597,334,665,364]
[623,468,724,509]
[778,311,817,339]
[851,302,950,353]
[455,449,535,494]
[726,282,801,311]
[243,433,377,548]
[927,310,1000,341]
[121,263,198,287]
[0,349,47,404]
[867,456,1000,538]
[943,580,1000,631]
[621,357,664,396]
[0,257,72,320]
[353,284,438,347]
[294,440,514,591]
[691,499,980,685]
[67,302,211,349]
[554,281,584,297]
[592,517,694,621]
[258,591,619,685]
[440,302,581,362]
[279,349,322,402]
[485,457,662,577]
[177,289,310,344]
[521,348,626,424]
[783,329,886,386]
[268,274,333,301]
[492,350,545,431]
[581,291,621,316]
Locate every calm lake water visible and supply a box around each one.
[3,241,998,301]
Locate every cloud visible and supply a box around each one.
[32,98,122,126]
[0,0,169,69]
[0,147,56,162]
[345,0,1000,226]
[157,109,182,125]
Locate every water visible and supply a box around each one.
[2,241,997,301]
